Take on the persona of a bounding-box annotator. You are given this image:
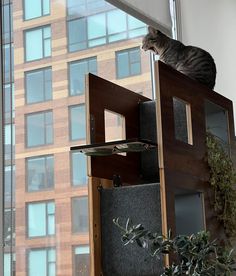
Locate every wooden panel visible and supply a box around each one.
[88,177,113,276]
[85,73,150,183]
[155,61,235,240]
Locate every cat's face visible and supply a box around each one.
[142,26,162,54]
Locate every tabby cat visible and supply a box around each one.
[142,26,216,90]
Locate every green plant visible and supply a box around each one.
[206,132,236,237]
[113,218,236,276]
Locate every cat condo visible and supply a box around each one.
[71,61,235,276]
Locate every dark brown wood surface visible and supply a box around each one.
[85,73,150,183]
[155,61,235,240]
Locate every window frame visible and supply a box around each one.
[24,25,51,62]
[71,196,89,234]
[25,66,52,105]
[115,47,142,79]
[70,151,88,187]
[69,104,86,141]
[68,56,97,96]
[27,247,56,276]
[67,9,146,52]
[72,245,90,276]
[26,200,55,238]
[25,110,54,148]
[26,154,54,192]
[23,0,51,21]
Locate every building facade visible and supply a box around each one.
[3,0,152,275]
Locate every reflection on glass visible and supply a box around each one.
[2,0,152,274]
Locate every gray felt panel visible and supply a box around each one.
[101,183,162,276]
[139,101,159,182]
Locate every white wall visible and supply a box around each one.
[179,0,236,127]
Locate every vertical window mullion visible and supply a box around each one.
[46,202,49,236]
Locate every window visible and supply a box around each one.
[27,201,55,237]
[68,10,146,52]
[4,84,15,120]
[24,0,50,20]
[67,0,109,17]
[71,152,87,186]
[69,57,97,96]
[4,253,16,276]
[3,43,14,84]
[5,124,15,146]
[26,67,52,104]
[69,105,86,140]
[4,123,15,161]
[25,26,51,61]
[73,246,90,276]
[4,165,15,204]
[28,248,56,276]
[72,197,88,233]
[4,208,16,247]
[116,47,141,79]
[26,111,53,147]
[3,3,13,43]
[27,155,54,192]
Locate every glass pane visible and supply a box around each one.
[29,250,47,276]
[4,84,14,119]
[72,197,88,233]
[24,0,42,20]
[2,0,152,275]
[25,29,43,61]
[28,203,46,237]
[74,246,90,276]
[173,97,193,144]
[43,0,50,15]
[68,18,87,52]
[88,13,106,40]
[27,155,54,191]
[116,51,129,79]
[70,105,86,140]
[128,15,146,30]
[26,111,53,147]
[107,10,126,35]
[48,263,56,276]
[4,253,11,276]
[70,58,97,95]
[26,68,52,104]
[72,152,88,186]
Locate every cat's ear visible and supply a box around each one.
[148,26,157,35]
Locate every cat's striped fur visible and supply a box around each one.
[142,26,216,90]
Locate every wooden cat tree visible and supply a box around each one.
[71,61,235,276]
